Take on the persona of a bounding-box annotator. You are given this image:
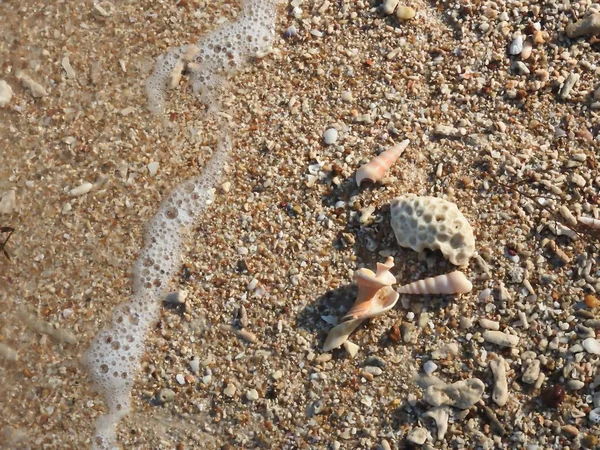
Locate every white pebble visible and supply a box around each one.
[176,374,185,385]
[165,290,188,305]
[483,330,519,347]
[68,182,93,197]
[582,338,600,355]
[589,407,600,424]
[224,383,236,397]
[423,360,438,375]
[323,128,338,145]
[147,161,160,177]
[189,357,200,374]
[0,80,13,107]
[61,56,76,79]
[246,389,259,401]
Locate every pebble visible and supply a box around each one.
[561,425,579,437]
[589,407,600,424]
[61,56,76,79]
[246,389,259,401]
[189,357,200,375]
[396,6,416,21]
[343,340,359,357]
[490,357,508,406]
[341,90,353,102]
[401,322,416,343]
[559,73,580,100]
[423,360,438,375]
[479,318,500,330]
[68,182,93,197]
[365,355,386,368]
[566,379,585,391]
[157,388,175,404]
[165,290,188,305]
[176,374,185,385]
[0,189,16,214]
[379,439,392,450]
[363,366,383,376]
[323,128,338,145]
[434,124,461,138]
[16,71,47,97]
[0,80,13,107]
[271,370,283,380]
[0,343,18,362]
[582,337,600,354]
[223,383,236,398]
[522,359,540,384]
[382,0,400,15]
[483,330,519,347]
[407,427,428,445]
[147,161,160,177]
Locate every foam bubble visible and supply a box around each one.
[146,0,281,114]
[84,137,229,449]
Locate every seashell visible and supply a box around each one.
[509,35,523,55]
[340,286,399,322]
[578,215,600,229]
[323,318,364,352]
[355,139,409,186]
[521,40,533,60]
[397,271,473,295]
[323,257,399,351]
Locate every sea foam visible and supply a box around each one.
[84,1,281,448]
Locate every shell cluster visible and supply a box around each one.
[390,194,475,266]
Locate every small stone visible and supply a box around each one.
[582,338,600,354]
[223,383,236,398]
[559,73,580,100]
[401,322,415,343]
[483,330,519,347]
[0,343,18,362]
[379,439,392,450]
[61,56,76,79]
[561,425,579,437]
[365,355,386,368]
[566,379,585,391]
[220,181,231,193]
[271,370,283,380]
[16,72,47,97]
[589,407,600,424]
[246,389,259,401]
[165,290,188,305]
[68,182,93,197]
[382,0,400,15]
[189,357,200,375]
[0,80,13,107]
[423,360,438,375]
[323,128,338,145]
[157,388,175,404]
[175,374,185,385]
[479,318,500,330]
[343,340,359,357]
[147,161,160,177]
[363,366,383,376]
[396,6,416,21]
[407,427,428,445]
[341,90,353,102]
[0,190,16,215]
[434,124,461,138]
[522,359,540,384]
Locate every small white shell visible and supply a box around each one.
[578,215,600,229]
[509,35,523,55]
[355,139,409,186]
[397,271,473,295]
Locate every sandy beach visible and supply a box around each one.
[1,0,600,448]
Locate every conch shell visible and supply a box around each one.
[397,271,473,295]
[355,139,409,186]
[578,215,600,229]
[323,257,399,352]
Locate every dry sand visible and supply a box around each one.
[1,0,599,449]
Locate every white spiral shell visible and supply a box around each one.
[397,271,473,295]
